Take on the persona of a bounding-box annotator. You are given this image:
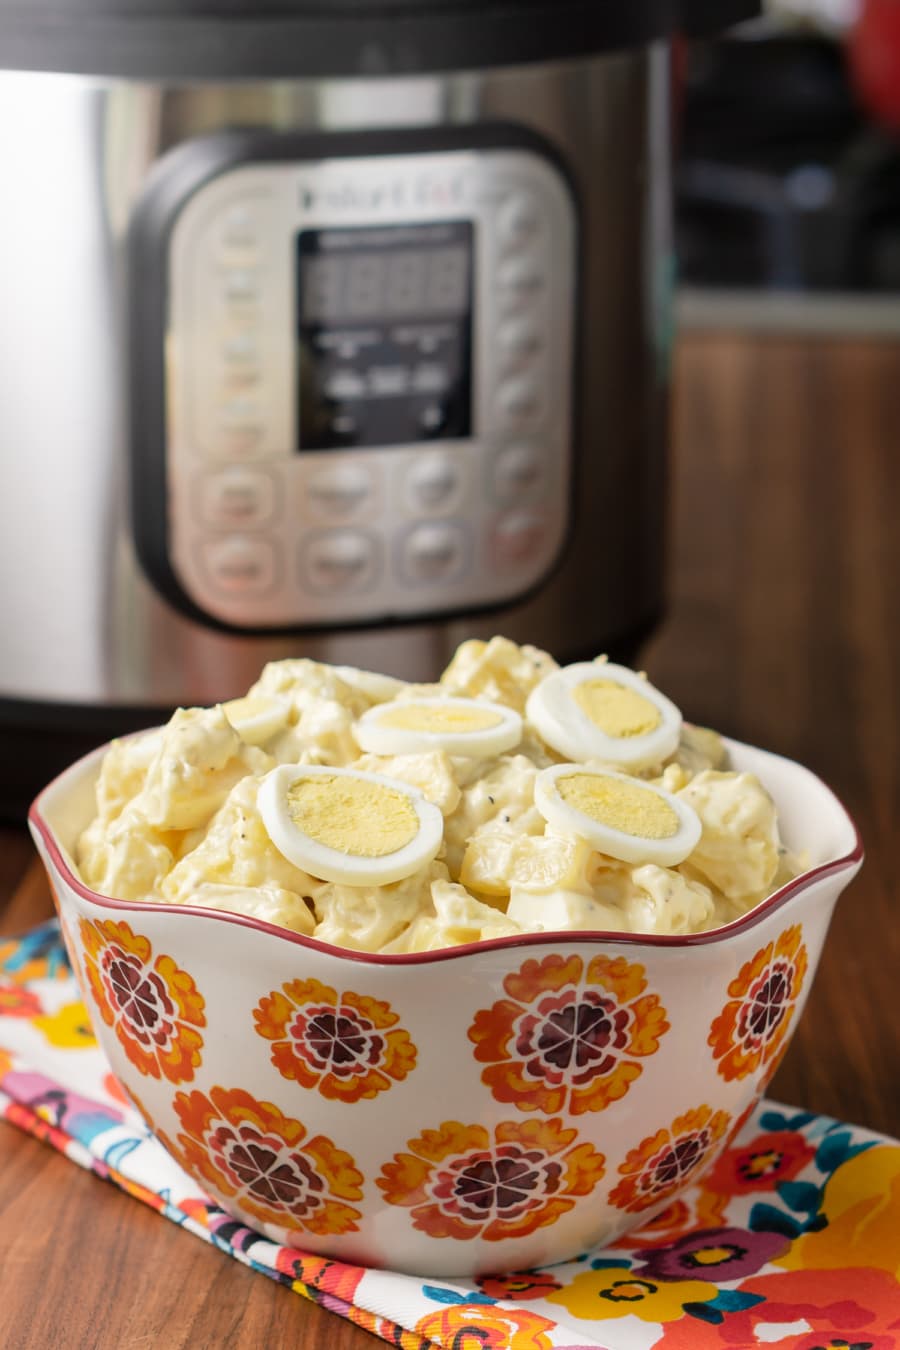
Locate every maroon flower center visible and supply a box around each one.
[433,1145,563,1223]
[516,992,630,1083]
[739,960,793,1048]
[102,951,174,1047]
[646,1131,709,1194]
[212,1125,324,1214]
[290,1004,384,1077]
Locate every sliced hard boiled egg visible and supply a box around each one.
[354,697,522,758]
[221,694,291,746]
[258,764,443,886]
[332,665,407,704]
[526,662,681,768]
[534,764,702,867]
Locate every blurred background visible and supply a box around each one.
[676,0,900,316]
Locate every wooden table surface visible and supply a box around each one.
[2,331,899,1348]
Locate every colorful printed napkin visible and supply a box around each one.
[2,919,899,1349]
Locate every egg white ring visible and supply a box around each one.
[258,763,444,886]
[526,662,682,768]
[221,694,292,746]
[354,697,523,758]
[333,665,407,703]
[534,763,702,867]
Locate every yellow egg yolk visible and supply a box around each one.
[285,776,419,857]
[572,679,662,739]
[377,704,504,734]
[556,773,679,840]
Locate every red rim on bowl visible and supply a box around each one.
[28,737,864,966]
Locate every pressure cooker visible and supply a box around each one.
[0,0,756,815]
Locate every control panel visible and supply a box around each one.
[151,136,577,630]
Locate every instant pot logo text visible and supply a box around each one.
[298,171,466,214]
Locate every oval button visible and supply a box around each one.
[306,464,377,519]
[201,536,278,594]
[197,468,276,529]
[401,522,468,585]
[302,530,379,594]
[406,453,465,515]
[492,511,547,570]
[496,376,545,431]
[493,445,545,505]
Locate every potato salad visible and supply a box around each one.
[75,638,802,952]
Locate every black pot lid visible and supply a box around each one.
[0,0,760,80]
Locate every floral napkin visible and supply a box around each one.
[1,919,899,1349]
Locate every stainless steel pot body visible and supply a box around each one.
[0,48,670,711]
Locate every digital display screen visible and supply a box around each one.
[296,221,474,451]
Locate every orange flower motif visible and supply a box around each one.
[609,1104,732,1214]
[708,925,808,1083]
[157,1085,364,1236]
[79,918,205,1084]
[253,977,417,1102]
[415,1305,556,1349]
[377,1117,605,1243]
[469,953,669,1116]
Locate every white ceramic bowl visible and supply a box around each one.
[29,737,861,1277]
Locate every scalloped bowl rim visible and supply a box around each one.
[28,732,863,965]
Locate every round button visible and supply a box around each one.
[302,531,379,594]
[401,522,468,585]
[220,394,261,427]
[197,468,276,529]
[498,316,543,365]
[493,445,545,504]
[492,511,547,570]
[219,204,262,256]
[224,269,261,304]
[223,330,260,366]
[201,536,277,594]
[497,255,545,311]
[498,192,543,250]
[306,464,377,519]
[406,453,465,514]
[496,376,545,431]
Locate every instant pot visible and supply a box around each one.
[0,0,756,815]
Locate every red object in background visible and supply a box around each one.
[848,0,900,131]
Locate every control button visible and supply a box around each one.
[498,192,543,250]
[401,522,468,585]
[496,376,545,430]
[302,531,379,594]
[223,269,261,304]
[497,256,545,310]
[492,511,547,569]
[493,445,545,504]
[219,204,262,255]
[197,468,276,529]
[223,330,260,366]
[220,394,261,428]
[498,316,543,364]
[201,536,277,594]
[406,453,465,514]
[306,464,377,518]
